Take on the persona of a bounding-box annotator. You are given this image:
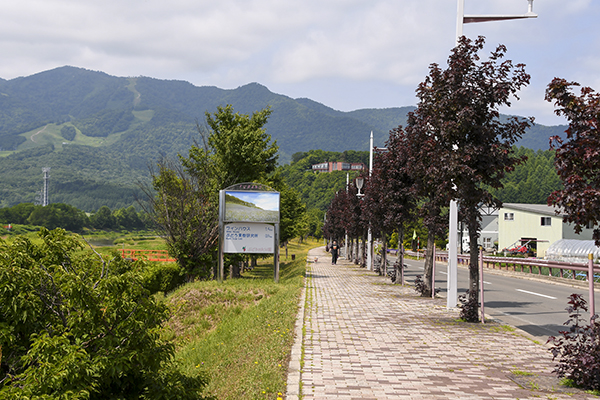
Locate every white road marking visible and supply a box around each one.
[516,289,557,299]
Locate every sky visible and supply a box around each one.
[1,0,597,127]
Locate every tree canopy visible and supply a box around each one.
[205,104,278,187]
[408,36,531,304]
[145,104,306,280]
[546,78,600,245]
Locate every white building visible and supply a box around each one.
[498,203,594,258]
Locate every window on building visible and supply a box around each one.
[483,237,492,248]
[541,217,551,226]
[504,213,514,221]
[587,221,595,229]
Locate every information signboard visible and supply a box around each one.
[223,222,275,253]
[218,183,281,282]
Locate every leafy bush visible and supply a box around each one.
[414,275,426,295]
[0,228,212,399]
[142,262,186,294]
[458,290,480,322]
[548,293,600,390]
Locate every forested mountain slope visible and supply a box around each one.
[0,66,567,211]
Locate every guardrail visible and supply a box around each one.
[403,249,600,281]
[121,249,176,262]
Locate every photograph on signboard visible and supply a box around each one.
[224,191,280,223]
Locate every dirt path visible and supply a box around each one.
[30,124,48,143]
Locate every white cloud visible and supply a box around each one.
[0,0,598,125]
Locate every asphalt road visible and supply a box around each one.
[386,255,596,343]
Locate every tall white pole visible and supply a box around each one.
[456,0,464,43]
[367,131,373,270]
[345,173,349,260]
[447,200,458,308]
[448,0,536,309]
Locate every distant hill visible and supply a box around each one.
[0,66,567,211]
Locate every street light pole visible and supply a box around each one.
[345,173,349,261]
[367,131,374,271]
[457,0,537,42]
[447,0,537,310]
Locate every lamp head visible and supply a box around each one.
[355,176,364,196]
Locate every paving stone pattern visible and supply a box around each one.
[292,247,594,399]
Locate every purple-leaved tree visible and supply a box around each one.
[546,78,600,245]
[405,36,532,309]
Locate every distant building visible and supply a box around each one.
[311,161,366,173]
[498,203,594,258]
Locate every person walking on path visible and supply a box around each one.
[330,240,340,265]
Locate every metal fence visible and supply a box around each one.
[404,249,600,282]
[121,249,176,262]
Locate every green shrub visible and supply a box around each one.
[548,293,600,391]
[142,262,186,294]
[0,228,212,399]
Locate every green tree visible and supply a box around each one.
[60,125,77,141]
[205,104,278,187]
[278,184,306,247]
[114,205,144,230]
[90,205,116,230]
[27,203,89,232]
[143,156,219,280]
[305,208,324,239]
[0,228,211,399]
[144,104,282,280]
[0,203,35,224]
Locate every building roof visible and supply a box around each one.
[501,203,562,217]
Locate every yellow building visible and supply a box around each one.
[498,203,594,258]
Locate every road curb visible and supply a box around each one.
[285,260,309,400]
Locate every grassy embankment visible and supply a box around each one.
[81,231,312,399]
[168,239,314,400]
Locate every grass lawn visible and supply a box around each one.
[166,238,316,400]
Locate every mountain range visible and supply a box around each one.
[0,66,566,212]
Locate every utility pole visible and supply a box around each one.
[42,167,51,206]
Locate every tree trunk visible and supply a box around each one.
[231,261,241,278]
[348,237,352,262]
[396,226,404,285]
[381,230,387,277]
[285,241,288,260]
[361,235,367,268]
[468,225,480,305]
[423,233,435,297]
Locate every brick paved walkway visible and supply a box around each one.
[286,247,595,399]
